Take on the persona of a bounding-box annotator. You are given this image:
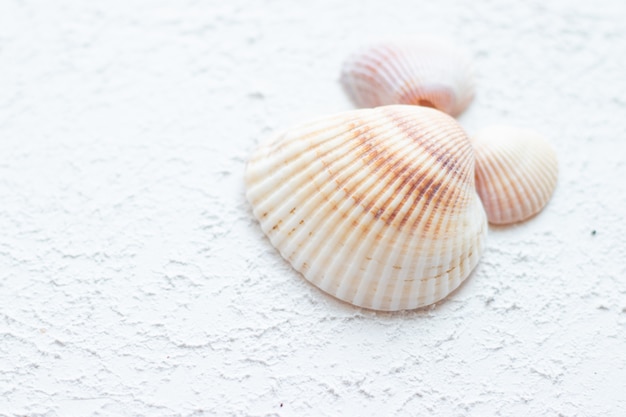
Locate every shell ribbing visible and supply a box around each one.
[245,105,487,311]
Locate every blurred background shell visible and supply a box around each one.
[245,105,487,311]
[341,37,475,117]
[472,125,558,225]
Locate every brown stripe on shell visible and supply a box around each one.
[356,107,475,234]
[334,110,463,230]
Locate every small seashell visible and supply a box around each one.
[340,37,475,117]
[245,105,487,311]
[471,125,558,225]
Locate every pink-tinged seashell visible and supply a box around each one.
[341,37,475,117]
[472,126,558,225]
[245,105,487,311]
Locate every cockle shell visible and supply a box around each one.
[472,125,558,225]
[341,38,475,117]
[245,105,487,311]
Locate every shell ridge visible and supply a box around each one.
[383,108,471,179]
[474,143,508,218]
[350,53,397,101]
[374,150,471,309]
[397,138,470,229]
[493,144,540,219]
[349,132,463,308]
[288,111,425,281]
[308,112,440,289]
[323,109,468,308]
[381,45,419,105]
[410,197,486,306]
[522,161,551,215]
[260,121,398,254]
[368,114,464,225]
[322,128,464,298]
[405,141,474,232]
[309,120,438,299]
[480,145,515,221]
[353,111,480,309]
[248,114,361,168]
[248,111,394,219]
[398,161,486,299]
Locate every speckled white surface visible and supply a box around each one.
[1,1,625,416]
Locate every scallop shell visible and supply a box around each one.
[472,125,558,225]
[245,105,487,311]
[341,38,475,117]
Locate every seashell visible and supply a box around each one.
[340,37,475,117]
[471,125,558,225]
[245,105,487,311]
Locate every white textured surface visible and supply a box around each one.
[1,0,625,416]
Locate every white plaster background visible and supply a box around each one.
[0,0,625,416]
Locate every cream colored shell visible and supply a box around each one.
[341,38,475,117]
[245,105,487,311]
[472,125,558,225]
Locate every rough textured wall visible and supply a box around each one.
[0,0,625,416]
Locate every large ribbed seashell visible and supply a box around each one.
[245,105,487,311]
[472,125,558,225]
[341,38,475,117]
